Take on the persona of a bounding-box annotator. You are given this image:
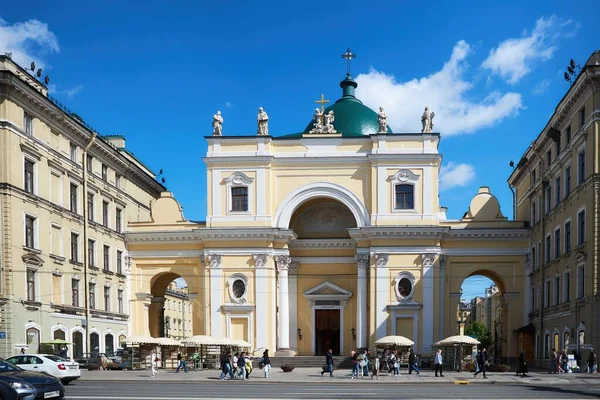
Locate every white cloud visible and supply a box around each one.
[481,15,577,84]
[355,41,523,135]
[532,79,551,95]
[225,101,233,108]
[48,84,83,99]
[439,162,476,192]
[0,18,59,72]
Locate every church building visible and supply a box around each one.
[125,52,530,359]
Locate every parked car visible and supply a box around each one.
[0,357,64,399]
[0,380,19,400]
[75,352,121,370]
[6,354,81,385]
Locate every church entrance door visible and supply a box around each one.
[315,309,340,355]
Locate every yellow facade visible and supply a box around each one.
[0,55,164,358]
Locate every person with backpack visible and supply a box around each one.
[151,350,159,377]
[175,350,188,373]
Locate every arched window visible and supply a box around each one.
[72,331,83,359]
[26,328,40,354]
[105,334,114,356]
[90,332,100,354]
[544,333,550,358]
[395,184,414,210]
[53,330,66,341]
[553,333,559,352]
[563,331,570,349]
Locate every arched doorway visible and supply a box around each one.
[288,198,359,356]
[458,272,508,364]
[105,334,114,356]
[72,331,83,359]
[149,274,193,339]
[26,327,40,354]
[90,332,100,355]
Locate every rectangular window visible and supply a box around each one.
[116,250,123,275]
[25,215,35,249]
[87,193,94,222]
[565,221,571,252]
[565,166,571,196]
[50,172,61,205]
[564,271,570,303]
[115,174,121,189]
[23,112,33,136]
[70,143,77,162]
[86,154,93,173]
[580,107,585,128]
[89,283,96,309]
[70,232,79,262]
[555,177,561,206]
[101,164,108,181]
[545,235,551,264]
[51,225,61,256]
[70,184,78,213]
[27,270,36,301]
[531,169,537,183]
[103,245,110,272]
[544,280,551,308]
[531,201,536,225]
[115,208,122,234]
[231,187,248,212]
[531,247,536,271]
[577,264,585,299]
[102,201,109,228]
[118,289,123,314]
[537,242,541,268]
[88,239,95,267]
[577,210,586,245]
[24,159,34,194]
[565,125,571,145]
[554,228,561,259]
[537,195,542,221]
[554,276,560,306]
[71,278,79,307]
[395,184,414,209]
[545,185,551,214]
[578,151,586,184]
[546,150,552,168]
[104,287,110,312]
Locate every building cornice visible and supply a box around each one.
[349,226,448,240]
[194,227,297,241]
[288,239,356,249]
[443,228,530,240]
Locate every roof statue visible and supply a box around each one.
[377,107,387,133]
[309,108,324,133]
[257,107,269,136]
[421,106,434,133]
[212,110,223,136]
[324,110,336,133]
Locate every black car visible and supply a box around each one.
[0,380,19,400]
[0,357,64,400]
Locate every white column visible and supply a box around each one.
[207,255,223,338]
[356,254,369,348]
[289,263,299,351]
[276,256,291,350]
[374,253,389,340]
[438,255,446,341]
[253,254,269,352]
[421,253,436,355]
[523,254,532,326]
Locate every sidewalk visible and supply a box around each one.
[78,367,600,385]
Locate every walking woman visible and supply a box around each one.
[516,350,528,377]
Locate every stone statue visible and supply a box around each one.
[257,107,269,136]
[310,108,324,133]
[324,110,336,133]
[212,110,223,136]
[378,107,387,133]
[421,106,435,133]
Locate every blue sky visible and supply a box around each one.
[1,1,597,300]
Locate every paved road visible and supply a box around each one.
[65,381,600,399]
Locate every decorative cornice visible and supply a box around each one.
[195,228,297,242]
[125,230,198,243]
[288,239,356,249]
[350,226,448,240]
[443,229,530,240]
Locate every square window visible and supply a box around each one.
[395,184,414,209]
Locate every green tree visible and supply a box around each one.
[464,322,492,350]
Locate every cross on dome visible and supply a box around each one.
[341,48,356,76]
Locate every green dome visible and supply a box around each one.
[302,74,393,136]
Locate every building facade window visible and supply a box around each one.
[555,177,561,206]
[544,334,550,358]
[554,276,560,306]
[24,159,35,194]
[531,247,536,271]
[86,154,93,173]
[531,201,536,225]
[565,221,571,252]
[554,228,561,259]
[231,187,248,212]
[577,264,585,299]
[70,184,78,213]
[88,239,95,267]
[69,143,77,162]
[565,166,571,196]
[546,150,552,167]
[578,150,586,184]
[545,235,551,264]
[103,245,110,272]
[544,185,551,214]
[25,215,36,249]
[70,233,79,262]
[101,164,108,181]
[577,209,586,246]
[579,107,585,128]
[395,184,414,210]
[102,201,109,227]
[71,278,79,307]
[565,125,571,145]
[563,270,570,303]
[23,112,34,135]
[27,270,36,301]
[118,289,123,314]
[87,193,94,222]
[89,283,96,309]
[115,208,122,233]
[104,287,110,311]
[115,174,121,189]
[116,250,123,275]
[544,280,551,308]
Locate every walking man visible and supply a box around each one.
[474,348,487,379]
[321,349,334,377]
[434,349,444,377]
[175,350,188,373]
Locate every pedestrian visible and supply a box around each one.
[219,351,232,380]
[151,350,159,377]
[434,349,444,377]
[20,348,25,355]
[473,348,487,378]
[321,348,334,377]
[516,350,528,377]
[408,348,419,375]
[262,349,271,378]
[351,350,359,379]
[587,349,596,373]
[372,352,380,380]
[238,352,247,380]
[175,350,188,373]
[549,348,557,373]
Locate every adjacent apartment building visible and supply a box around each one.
[509,50,600,367]
[163,282,193,340]
[0,54,164,359]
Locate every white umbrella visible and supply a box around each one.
[374,335,414,347]
[434,335,480,346]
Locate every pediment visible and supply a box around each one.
[303,281,352,300]
[22,253,44,267]
[572,251,587,263]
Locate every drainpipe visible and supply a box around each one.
[508,183,517,221]
[82,133,97,355]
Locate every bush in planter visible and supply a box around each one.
[281,364,295,372]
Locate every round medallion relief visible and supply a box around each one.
[397,278,412,298]
[232,279,246,299]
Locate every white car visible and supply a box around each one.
[6,354,81,384]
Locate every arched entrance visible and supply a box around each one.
[72,331,83,359]
[149,273,194,339]
[90,332,99,354]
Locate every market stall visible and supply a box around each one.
[434,335,480,372]
[374,335,415,374]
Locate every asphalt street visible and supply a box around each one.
[64,381,600,399]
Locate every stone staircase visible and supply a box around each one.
[270,356,353,369]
